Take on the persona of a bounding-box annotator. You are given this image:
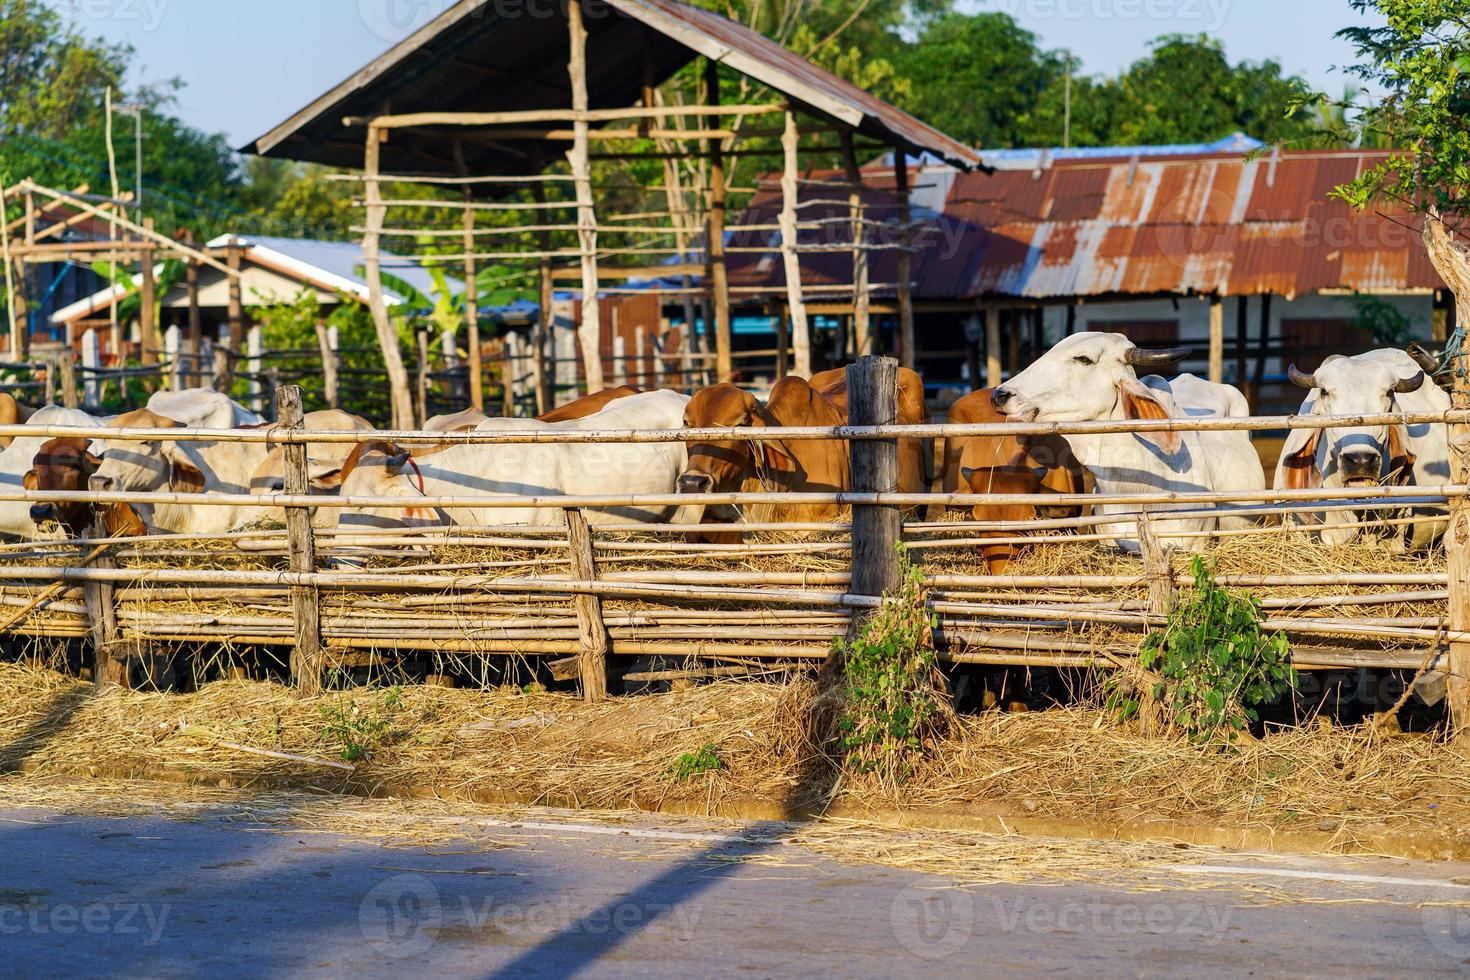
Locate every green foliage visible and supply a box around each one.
[832,546,948,783]
[1350,293,1419,346]
[247,289,395,415]
[318,685,404,763]
[1332,1,1470,223]
[671,742,723,781]
[1113,557,1294,743]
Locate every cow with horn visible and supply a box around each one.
[989,331,1265,553]
[1273,350,1450,549]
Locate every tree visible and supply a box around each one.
[1332,0,1470,729]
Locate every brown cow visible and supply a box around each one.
[536,385,642,423]
[679,378,847,539]
[25,437,145,538]
[807,366,934,499]
[935,388,1087,573]
[0,394,34,450]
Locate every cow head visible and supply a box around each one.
[333,441,432,530]
[1282,354,1425,489]
[26,437,145,538]
[88,409,200,495]
[990,332,1191,454]
[679,384,793,520]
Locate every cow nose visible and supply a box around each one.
[28,504,53,523]
[1340,450,1381,479]
[678,473,713,494]
[89,474,114,492]
[991,387,1014,411]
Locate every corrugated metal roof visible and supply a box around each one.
[247,0,978,174]
[729,149,1446,301]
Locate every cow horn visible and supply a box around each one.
[1287,364,1316,389]
[1393,370,1426,394]
[1406,343,1440,376]
[1123,347,1191,369]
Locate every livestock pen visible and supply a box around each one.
[0,356,1466,732]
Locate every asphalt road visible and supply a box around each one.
[2,796,1470,978]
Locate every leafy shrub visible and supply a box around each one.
[318,685,404,762]
[1112,556,1294,743]
[671,742,722,781]
[831,546,949,784]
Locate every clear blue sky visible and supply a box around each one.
[62,0,1376,149]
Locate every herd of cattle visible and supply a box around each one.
[0,331,1454,569]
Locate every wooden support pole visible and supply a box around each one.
[462,190,484,412]
[84,513,122,689]
[566,0,606,394]
[362,125,417,429]
[415,328,430,425]
[779,110,811,378]
[895,148,916,370]
[277,384,324,696]
[841,130,872,356]
[848,355,902,604]
[185,249,202,387]
[1208,294,1224,384]
[58,348,78,409]
[705,58,733,382]
[1137,512,1175,615]
[139,221,157,365]
[0,184,18,359]
[564,506,609,702]
[219,241,244,392]
[530,180,553,415]
[985,304,1002,387]
[315,320,339,408]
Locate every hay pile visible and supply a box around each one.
[3,662,1469,859]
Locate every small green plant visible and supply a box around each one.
[1349,293,1417,347]
[318,686,404,762]
[671,743,723,781]
[831,545,949,784]
[1111,556,1294,743]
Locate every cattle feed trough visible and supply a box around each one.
[0,361,1466,727]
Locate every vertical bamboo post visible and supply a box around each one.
[415,328,430,425]
[531,180,554,415]
[139,223,157,365]
[315,320,339,408]
[81,328,99,409]
[564,506,609,702]
[361,124,417,429]
[0,184,19,358]
[277,384,324,696]
[84,512,122,689]
[704,58,733,383]
[848,355,902,603]
[57,349,77,409]
[501,343,515,416]
[566,0,605,394]
[461,190,484,413]
[841,130,871,356]
[164,325,181,392]
[1137,512,1174,615]
[1208,294,1224,384]
[985,304,1002,387]
[9,254,27,361]
[184,236,201,387]
[779,110,811,378]
[246,324,263,414]
[895,148,916,370]
[222,240,244,391]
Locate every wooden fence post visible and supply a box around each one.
[1137,512,1175,616]
[57,349,77,409]
[84,513,123,689]
[1208,294,1224,385]
[164,324,182,391]
[277,384,325,696]
[415,328,430,425]
[564,506,609,701]
[81,328,99,409]
[848,355,902,603]
[315,320,339,409]
[246,324,263,413]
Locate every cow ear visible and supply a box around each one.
[1118,378,1180,454]
[1387,425,1416,486]
[309,468,344,492]
[169,460,206,494]
[1281,429,1322,491]
[84,451,102,470]
[386,452,412,477]
[21,470,37,491]
[761,439,797,472]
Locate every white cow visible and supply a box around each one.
[89,408,374,534]
[147,388,263,429]
[424,407,488,433]
[990,332,1265,552]
[1273,350,1450,549]
[334,390,693,531]
[0,405,100,539]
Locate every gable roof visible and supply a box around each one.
[246,0,979,174]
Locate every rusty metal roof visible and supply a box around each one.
[246,0,979,175]
[728,149,1446,301]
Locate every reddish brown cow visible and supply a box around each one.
[536,385,642,423]
[0,394,34,450]
[24,437,145,538]
[679,378,847,540]
[807,366,934,501]
[935,388,1087,573]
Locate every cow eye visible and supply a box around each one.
[1073,355,1095,366]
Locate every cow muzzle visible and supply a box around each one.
[88,474,115,492]
[28,503,54,524]
[678,472,714,494]
[1339,450,1382,487]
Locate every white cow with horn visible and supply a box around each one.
[1272,349,1450,549]
[989,331,1265,552]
